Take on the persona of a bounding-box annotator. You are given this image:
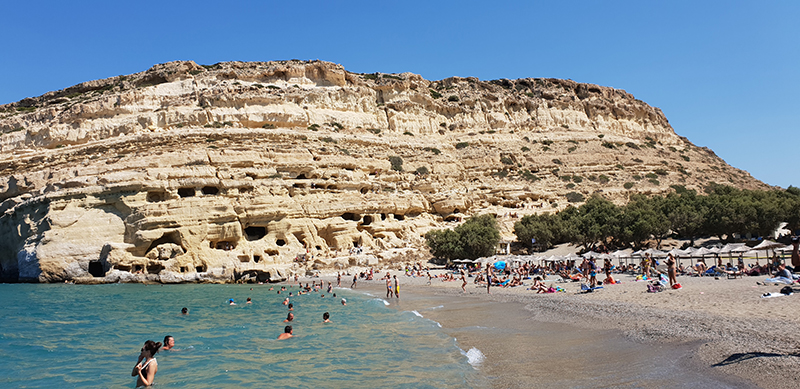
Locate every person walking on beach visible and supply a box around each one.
[337,272,341,287]
[665,253,678,286]
[351,274,357,288]
[386,276,394,298]
[393,275,400,298]
[461,272,467,293]
[132,340,161,387]
[486,263,493,294]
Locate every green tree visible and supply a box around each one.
[425,214,500,260]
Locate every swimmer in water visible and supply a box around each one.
[323,312,331,323]
[246,297,252,304]
[288,303,293,311]
[132,340,161,387]
[284,312,294,322]
[278,326,293,340]
[181,307,188,315]
[341,298,347,306]
[162,336,175,351]
[282,298,289,306]
[229,299,236,305]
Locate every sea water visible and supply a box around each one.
[0,284,483,388]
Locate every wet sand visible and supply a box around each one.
[323,271,800,388]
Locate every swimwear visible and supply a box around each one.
[140,358,156,376]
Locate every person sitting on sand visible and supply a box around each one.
[529,276,548,293]
[278,326,293,340]
[693,260,707,276]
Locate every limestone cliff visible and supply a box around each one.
[0,60,768,283]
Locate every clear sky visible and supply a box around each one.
[1,1,797,188]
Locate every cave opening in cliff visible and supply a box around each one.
[202,186,219,195]
[145,231,184,255]
[296,174,307,179]
[146,190,167,202]
[180,267,187,272]
[215,241,235,250]
[315,245,322,250]
[88,261,105,277]
[257,272,270,283]
[276,239,286,246]
[361,187,369,194]
[362,215,373,225]
[381,213,387,220]
[342,213,359,221]
[196,265,206,273]
[394,214,405,221]
[253,255,261,263]
[178,187,195,197]
[293,183,305,189]
[244,226,267,241]
[147,263,164,274]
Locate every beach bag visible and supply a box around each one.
[647,283,661,293]
[780,286,793,295]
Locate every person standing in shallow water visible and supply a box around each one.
[351,274,357,288]
[386,276,393,298]
[393,275,400,298]
[132,340,161,387]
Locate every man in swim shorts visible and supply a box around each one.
[386,276,394,298]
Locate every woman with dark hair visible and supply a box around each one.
[162,335,175,351]
[132,340,161,387]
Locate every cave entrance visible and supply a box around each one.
[394,214,405,221]
[202,186,219,195]
[88,261,105,277]
[276,239,286,246]
[145,231,184,254]
[147,263,164,274]
[342,213,359,221]
[362,215,373,225]
[244,226,267,241]
[178,187,195,197]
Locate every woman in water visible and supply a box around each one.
[132,340,161,387]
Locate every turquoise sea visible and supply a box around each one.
[0,284,483,388]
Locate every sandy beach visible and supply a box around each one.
[317,269,800,388]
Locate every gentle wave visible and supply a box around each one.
[411,310,424,317]
[463,347,485,368]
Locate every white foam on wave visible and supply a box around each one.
[434,321,442,328]
[411,310,424,317]
[429,305,444,310]
[462,347,485,369]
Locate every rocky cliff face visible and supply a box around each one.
[0,60,767,283]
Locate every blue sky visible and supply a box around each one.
[2,1,798,188]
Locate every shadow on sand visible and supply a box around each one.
[713,351,800,367]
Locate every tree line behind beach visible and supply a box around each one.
[427,184,800,260]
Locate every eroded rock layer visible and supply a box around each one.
[0,60,767,283]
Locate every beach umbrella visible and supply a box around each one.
[752,240,784,262]
[582,251,601,258]
[493,261,507,271]
[643,248,666,257]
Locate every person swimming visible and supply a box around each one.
[341,298,346,306]
[162,336,175,351]
[278,325,293,340]
[288,303,293,311]
[323,312,331,323]
[181,307,188,315]
[132,340,161,387]
[229,299,236,305]
[246,297,252,304]
[284,312,294,322]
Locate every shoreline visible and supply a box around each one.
[333,271,799,388]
